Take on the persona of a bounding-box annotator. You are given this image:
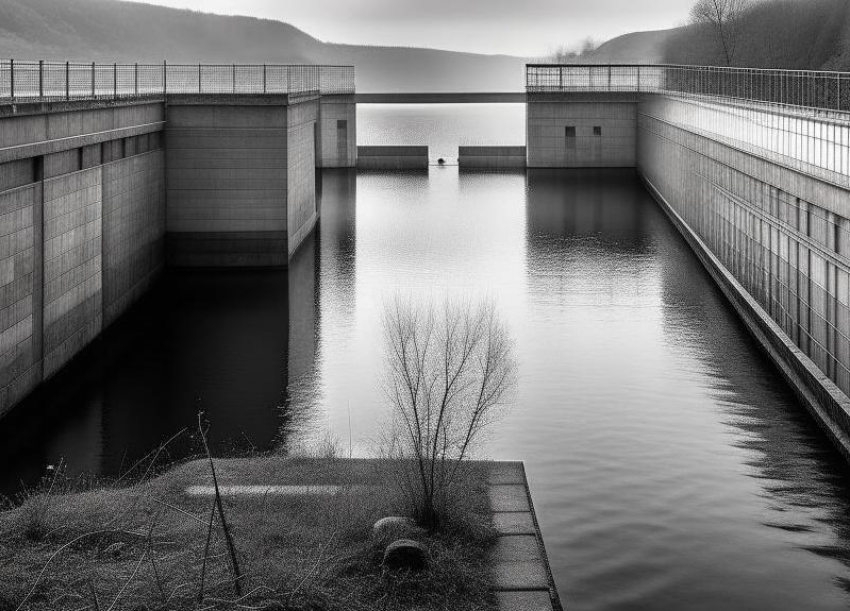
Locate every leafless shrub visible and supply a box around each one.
[690,0,752,65]
[381,298,516,528]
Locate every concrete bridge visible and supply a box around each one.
[2,58,850,470]
[354,92,526,104]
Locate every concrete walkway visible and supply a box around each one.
[487,461,563,611]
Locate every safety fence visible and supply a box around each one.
[527,64,850,114]
[0,60,355,102]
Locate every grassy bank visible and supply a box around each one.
[0,457,497,611]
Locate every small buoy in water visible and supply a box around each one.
[437,158,446,165]
[46,465,55,471]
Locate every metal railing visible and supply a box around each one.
[526,64,850,114]
[0,60,355,103]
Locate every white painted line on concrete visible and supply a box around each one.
[185,484,375,497]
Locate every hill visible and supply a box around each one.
[661,0,850,71]
[585,29,676,64]
[0,0,527,92]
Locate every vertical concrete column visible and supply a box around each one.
[318,96,357,168]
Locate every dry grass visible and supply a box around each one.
[0,457,498,611]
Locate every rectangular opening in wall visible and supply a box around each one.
[593,126,602,136]
[565,126,576,150]
[337,119,348,164]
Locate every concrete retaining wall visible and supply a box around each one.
[0,101,169,416]
[357,146,429,170]
[102,152,166,326]
[287,100,319,257]
[165,103,290,267]
[638,96,850,458]
[458,146,526,169]
[527,100,636,168]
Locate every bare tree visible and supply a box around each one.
[690,0,752,65]
[382,298,516,528]
[545,37,598,63]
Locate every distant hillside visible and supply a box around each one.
[662,0,850,71]
[584,29,676,64]
[0,0,527,92]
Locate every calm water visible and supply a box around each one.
[3,106,850,610]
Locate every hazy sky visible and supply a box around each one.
[124,0,694,57]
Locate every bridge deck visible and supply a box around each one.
[354,92,526,104]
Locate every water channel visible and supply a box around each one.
[1,104,849,611]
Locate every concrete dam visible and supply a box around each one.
[1,59,850,469]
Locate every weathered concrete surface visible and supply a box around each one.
[101,151,166,326]
[0,100,170,416]
[165,102,290,266]
[287,100,319,258]
[0,91,330,414]
[459,146,527,169]
[487,461,563,611]
[638,95,850,460]
[527,99,636,168]
[357,146,429,170]
[318,95,356,168]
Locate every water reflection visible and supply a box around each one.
[499,169,850,611]
[0,250,320,499]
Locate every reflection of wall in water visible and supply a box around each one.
[525,169,646,253]
[286,229,318,405]
[318,170,357,312]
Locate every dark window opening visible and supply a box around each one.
[565,126,576,138]
[593,126,602,136]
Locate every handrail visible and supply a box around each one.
[526,64,850,114]
[0,60,355,103]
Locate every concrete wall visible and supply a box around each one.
[0,93,328,416]
[638,95,850,458]
[102,151,166,326]
[0,101,168,416]
[287,100,318,258]
[318,96,357,169]
[165,102,290,267]
[0,181,39,411]
[527,99,636,168]
[357,146,429,170]
[459,146,527,169]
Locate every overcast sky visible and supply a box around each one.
[124,0,694,57]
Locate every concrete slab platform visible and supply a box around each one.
[489,484,532,512]
[492,512,537,535]
[487,462,562,611]
[496,591,554,611]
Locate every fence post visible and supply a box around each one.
[113,63,117,99]
[91,62,96,97]
[263,64,267,94]
[198,64,202,94]
[163,60,167,95]
[134,63,138,96]
[38,60,43,99]
[65,61,70,100]
[232,64,236,94]
[9,59,13,99]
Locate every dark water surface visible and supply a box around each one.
[2,107,850,610]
